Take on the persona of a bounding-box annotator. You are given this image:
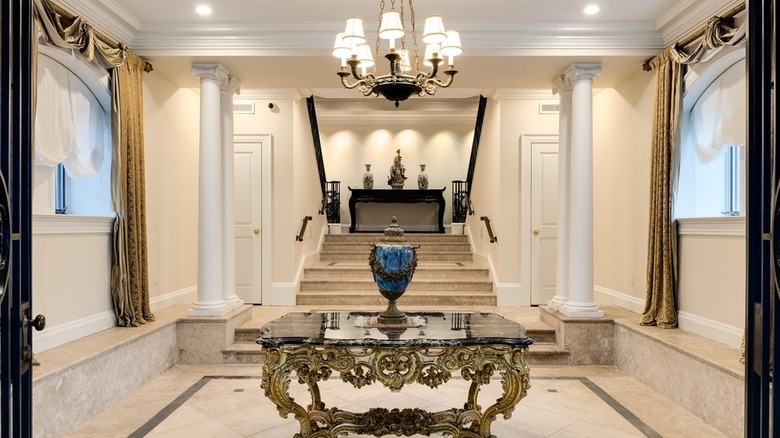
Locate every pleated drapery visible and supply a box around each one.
[111,52,154,326]
[642,50,682,328]
[33,0,154,326]
[641,10,745,328]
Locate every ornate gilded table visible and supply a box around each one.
[258,311,533,438]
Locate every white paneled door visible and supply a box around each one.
[233,139,263,303]
[530,141,559,305]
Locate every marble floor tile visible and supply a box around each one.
[67,364,727,438]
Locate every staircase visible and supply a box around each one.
[223,309,569,366]
[222,232,569,365]
[298,233,495,306]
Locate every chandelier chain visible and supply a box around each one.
[399,0,406,56]
[374,0,386,75]
[409,0,419,71]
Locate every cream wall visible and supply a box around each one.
[319,124,474,226]
[143,73,200,305]
[293,96,328,282]
[592,69,745,346]
[468,94,559,305]
[593,70,654,303]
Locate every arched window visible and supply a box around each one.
[34,45,113,216]
[676,47,745,218]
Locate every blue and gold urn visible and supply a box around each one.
[369,216,418,324]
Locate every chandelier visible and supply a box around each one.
[332,0,462,107]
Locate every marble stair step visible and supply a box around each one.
[324,234,469,243]
[299,278,493,292]
[320,251,473,262]
[296,291,497,306]
[321,242,472,253]
[304,264,490,279]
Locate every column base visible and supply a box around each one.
[547,296,567,310]
[224,295,245,311]
[187,301,229,317]
[560,302,604,318]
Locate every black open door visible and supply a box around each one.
[1,1,41,437]
[746,0,780,436]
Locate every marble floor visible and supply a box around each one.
[67,363,725,438]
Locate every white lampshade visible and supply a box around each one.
[423,44,441,67]
[423,16,447,44]
[356,44,374,68]
[343,17,366,45]
[379,11,404,40]
[399,49,412,72]
[332,33,352,59]
[440,30,462,57]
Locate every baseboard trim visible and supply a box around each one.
[267,282,296,306]
[595,285,743,347]
[150,286,197,312]
[678,310,743,348]
[496,283,523,307]
[33,310,116,353]
[594,286,645,314]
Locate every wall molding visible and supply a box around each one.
[595,285,743,348]
[33,310,116,353]
[33,214,114,236]
[677,216,745,237]
[678,310,743,348]
[594,285,645,314]
[267,283,297,306]
[150,286,197,312]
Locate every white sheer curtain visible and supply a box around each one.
[35,54,107,178]
[690,58,746,163]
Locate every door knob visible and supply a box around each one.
[32,314,46,331]
[533,229,540,235]
[253,228,261,235]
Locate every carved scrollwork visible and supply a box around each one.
[260,344,531,438]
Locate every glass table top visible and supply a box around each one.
[257,311,534,348]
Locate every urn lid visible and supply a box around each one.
[381,216,406,243]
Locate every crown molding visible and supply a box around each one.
[493,89,556,101]
[56,0,139,45]
[128,20,663,56]
[658,0,743,46]
[316,112,477,127]
[237,89,304,100]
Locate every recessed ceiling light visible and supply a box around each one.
[583,4,600,15]
[195,5,212,16]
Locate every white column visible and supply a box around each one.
[562,63,604,318]
[221,76,243,310]
[549,75,573,310]
[189,64,229,317]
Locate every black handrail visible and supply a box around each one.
[480,216,497,243]
[465,96,489,200]
[296,216,313,242]
[306,96,327,199]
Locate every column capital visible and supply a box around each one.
[220,76,241,95]
[192,63,230,83]
[552,75,573,95]
[564,63,602,83]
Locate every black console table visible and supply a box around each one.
[348,187,446,233]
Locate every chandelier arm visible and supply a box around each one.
[338,73,374,91]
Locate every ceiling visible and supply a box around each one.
[58,0,739,100]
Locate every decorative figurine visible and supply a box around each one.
[387,149,407,189]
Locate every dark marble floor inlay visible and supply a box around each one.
[128,375,663,438]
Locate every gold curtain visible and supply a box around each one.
[33,0,153,326]
[641,10,745,328]
[112,52,154,326]
[641,49,682,328]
